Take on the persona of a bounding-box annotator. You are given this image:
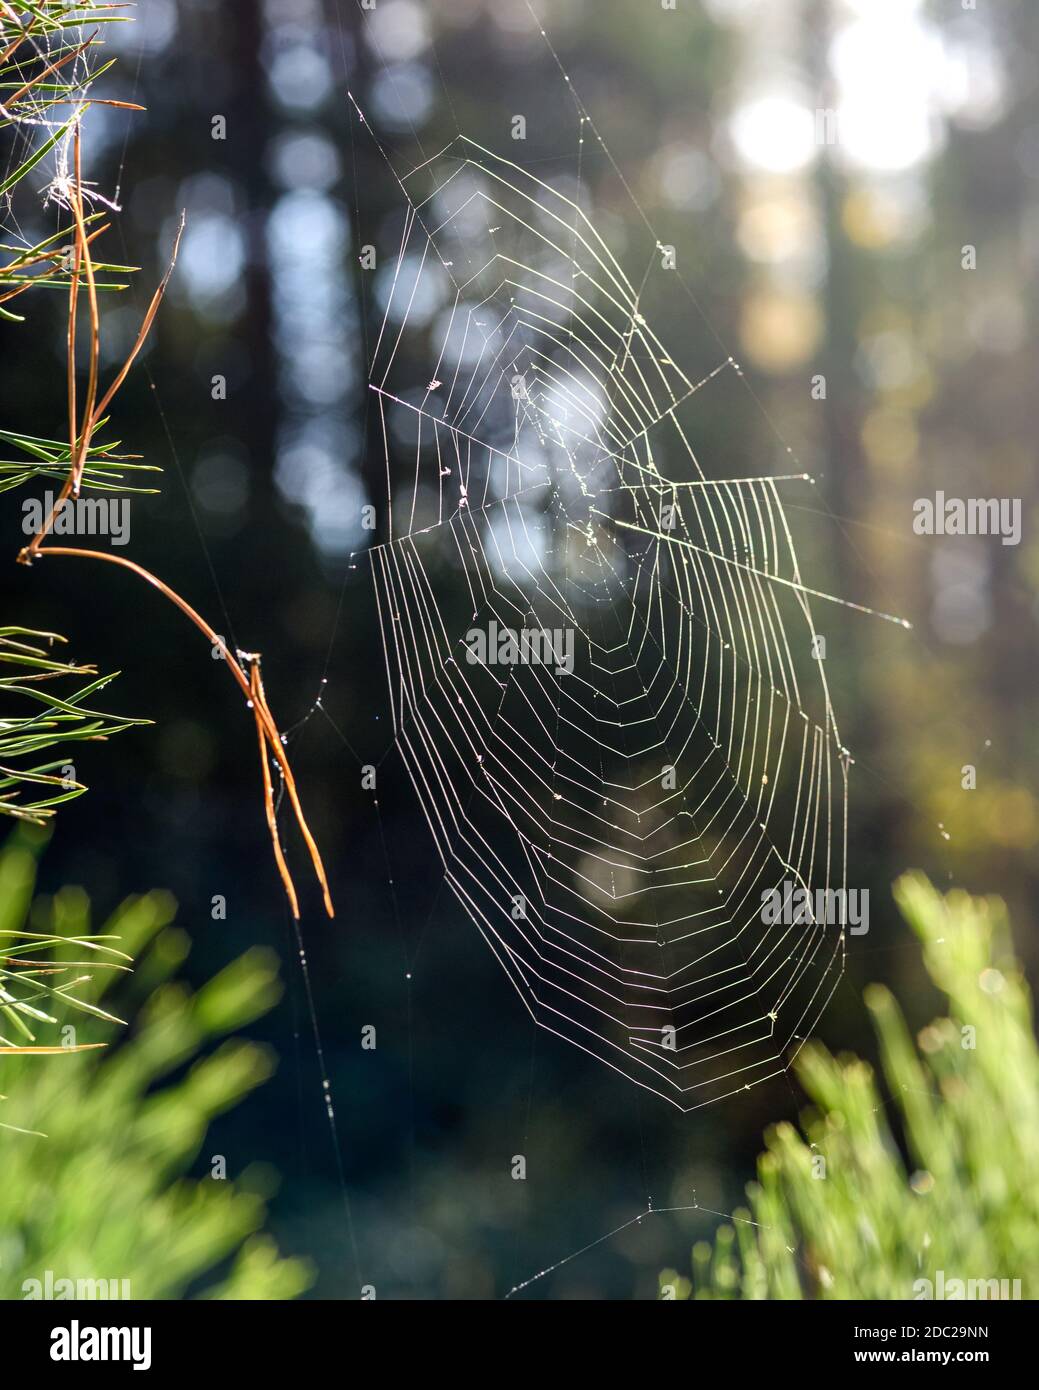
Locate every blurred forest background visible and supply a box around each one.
[1,0,1037,1298]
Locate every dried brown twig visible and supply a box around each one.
[14,100,333,920]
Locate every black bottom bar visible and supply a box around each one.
[4,1297,1033,1374]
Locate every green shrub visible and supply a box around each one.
[0,832,312,1299]
[662,875,1039,1300]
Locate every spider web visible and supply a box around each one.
[358,119,858,1113]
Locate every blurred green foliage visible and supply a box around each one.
[0,832,312,1299]
[662,876,1039,1300]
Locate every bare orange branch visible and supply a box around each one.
[18,546,335,920]
[251,662,300,920]
[21,201,180,560]
[12,90,333,923]
[250,658,335,918]
[70,126,100,495]
[88,212,184,431]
